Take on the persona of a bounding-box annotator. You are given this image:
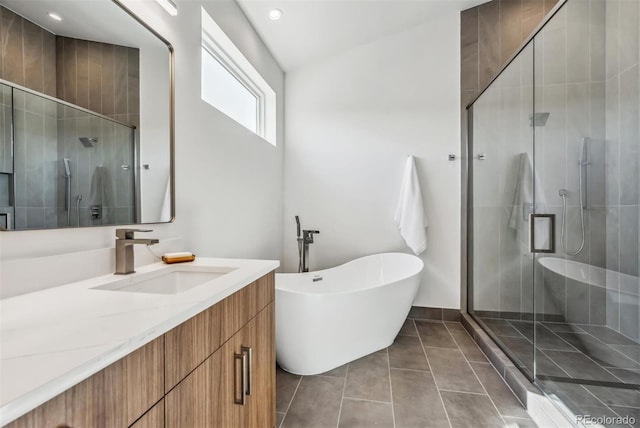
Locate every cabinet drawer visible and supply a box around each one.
[5,337,164,428]
[164,272,274,391]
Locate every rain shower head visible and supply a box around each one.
[529,112,550,127]
[79,137,98,148]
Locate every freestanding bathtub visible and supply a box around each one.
[275,252,424,375]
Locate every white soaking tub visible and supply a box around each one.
[275,252,424,375]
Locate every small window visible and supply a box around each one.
[201,8,276,145]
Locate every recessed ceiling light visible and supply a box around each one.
[269,9,283,21]
[47,12,62,21]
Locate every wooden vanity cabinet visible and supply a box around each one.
[3,271,275,428]
[6,337,164,428]
[165,302,275,428]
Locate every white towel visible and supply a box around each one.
[508,153,549,252]
[89,166,114,207]
[394,156,428,255]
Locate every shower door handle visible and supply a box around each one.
[529,213,555,253]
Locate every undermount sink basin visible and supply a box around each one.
[92,267,237,295]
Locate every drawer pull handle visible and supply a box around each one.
[242,346,253,396]
[234,351,247,405]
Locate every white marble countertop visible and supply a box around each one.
[0,257,279,426]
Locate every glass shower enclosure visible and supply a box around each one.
[467,0,639,423]
[0,81,136,229]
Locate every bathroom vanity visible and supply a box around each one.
[0,259,278,428]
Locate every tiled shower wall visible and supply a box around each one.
[467,0,640,343]
[604,0,640,342]
[55,37,140,129]
[0,6,57,97]
[461,0,560,109]
[533,0,608,324]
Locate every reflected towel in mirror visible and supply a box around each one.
[89,166,114,208]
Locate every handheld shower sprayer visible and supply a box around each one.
[295,215,301,238]
[559,138,588,256]
[63,158,71,178]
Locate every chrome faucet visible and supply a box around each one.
[115,228,159,275]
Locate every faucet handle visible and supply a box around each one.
[116,228,154,239]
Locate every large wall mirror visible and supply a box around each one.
[0,0,173,230]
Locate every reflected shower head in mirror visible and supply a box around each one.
[529,112,550,127]
[79,137,99,148]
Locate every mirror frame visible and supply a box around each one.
[0,0,175,231]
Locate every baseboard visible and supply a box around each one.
[408,306,461,322]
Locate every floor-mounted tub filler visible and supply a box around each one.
[275,252,424,375]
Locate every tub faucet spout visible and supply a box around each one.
[302,229,320,272]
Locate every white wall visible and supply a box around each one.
[283,8,461,308]
[0,1,284,278]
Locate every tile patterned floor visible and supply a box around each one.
[276,319,537,428]
[477,317,640,428]
[476,318,640,384]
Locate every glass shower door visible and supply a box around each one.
[469,43,537,380]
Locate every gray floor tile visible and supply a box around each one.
[320,363,348,378]
[542,322,585,333]
[277,366,302,412]
[498,336,567,377]
[445,321,466,331]
[543,350,619,381]
[480,318,525,337]
[440,391,504,428]
[609,406,640,428]
[425,347,485,393]
[282,375,344,428]
[448,327,489,363]
[577,325,640,346]
[338,398,394,428]
[585,385,640,408]
[555,332,640,369]
[613,345,640,364]
[609,368,640,384]
[503,416,538,427]
[390,368,449,428]
[389,335,429,371]
[509,321,577,351]
[398,319,418,336]
[344,351,391,402]
[276,412,285,428]
[538,381,603,409]
[470,362,529,419]
[416,320,457,348]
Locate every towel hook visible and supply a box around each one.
[448,154,457,161]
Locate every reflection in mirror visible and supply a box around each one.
[0,0,173,230]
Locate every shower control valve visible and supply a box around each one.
[303,229,320,244]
